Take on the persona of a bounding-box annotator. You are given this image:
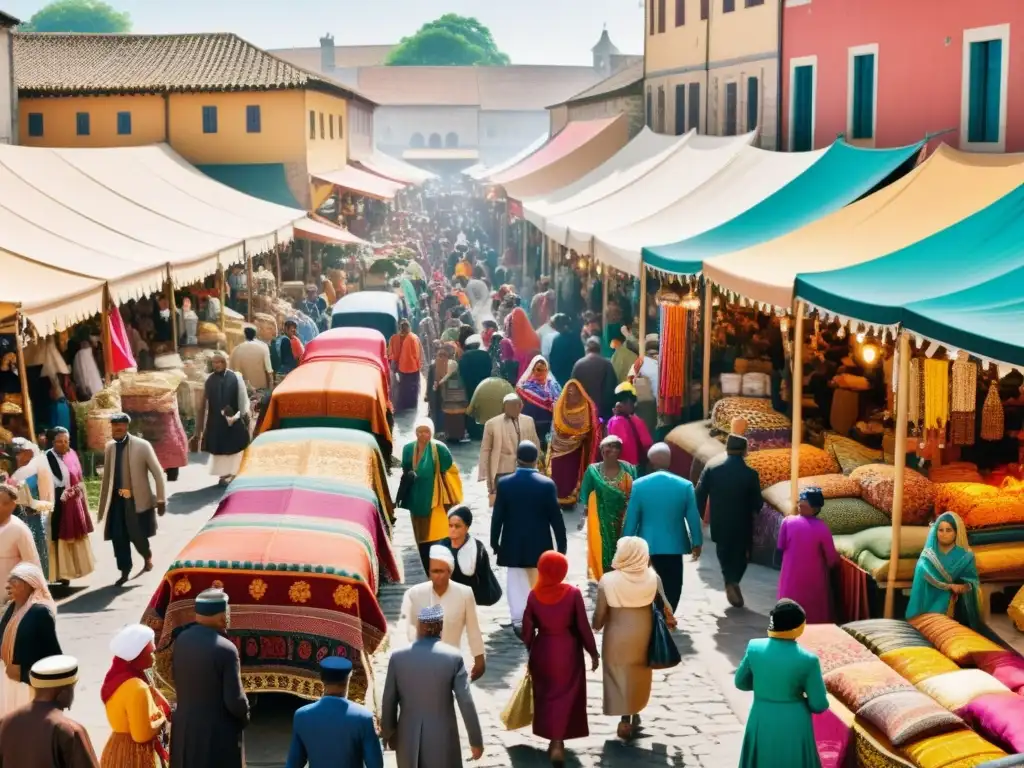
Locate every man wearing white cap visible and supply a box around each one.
[0,654,99,767]
[479,393,540,506]
[381,605,484,767]
[399,544,485,681]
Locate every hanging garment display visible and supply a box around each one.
[980,382,1005,442]
[950,355,978,446]
[908,357,922,426]
[658,303,688,416]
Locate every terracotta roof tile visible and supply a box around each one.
[553,59,645,107]
[270,44,396,70]
[13,32,376,104]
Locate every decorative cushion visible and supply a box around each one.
[855,551,919,582]
[746,444,840,491]
[933,482,1000,519]
[762,474,863,518]
[666,421,715,455]
[741,372,771,397]
[962,498,1024,529]
[838,525,931,560]
[957,693,1024,754]
[973,542,1024,581]
[710,396,777,434]
[819,499,893,536]
[901,729,1006,768]
[909,613,1004,664]
[973,651,1024,694]
[720,373,742,396]
[850,464,935,524]
[878,647,960,686]
[797,623,876,675]
[843,619,933,655]
[824,660,914,711]
[824,433,883,475]
[856,690,964,747]
[917,669,1011,712]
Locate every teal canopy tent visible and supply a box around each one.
[198,164,304,208]
[641,140,923,276]
[795,184,1024,366]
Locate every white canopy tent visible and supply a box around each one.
[521,128,690,232]
[546,132,755,263]
[357,149,436,185]
[467,133,548,181]
[592,145,828,275]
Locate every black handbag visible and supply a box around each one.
[395,469,416,509]
[473,542,503,607]
[647,593,681,670]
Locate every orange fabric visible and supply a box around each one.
[533,551,572,605]
[455,261,473,280]
[289,335,305,360]
[507,307,540,354]
[388,332,422,375]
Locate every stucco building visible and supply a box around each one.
[548,59,646,139]
[782,0,1022,153]
[644,0,781,148]
[0,10,17,145]
[13,32,376,208]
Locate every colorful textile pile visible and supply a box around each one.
[710,396,792,450]
[850,464,935,525]
[746,444,840,490]
[120,371,188,470]
[980,382,1004,442]
[933,482,1024,529]
[657,304,687,416]
[950,357,977,446]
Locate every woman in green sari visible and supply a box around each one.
[399,417,461,571]
[906,511,984,631]
[579,434,637,581]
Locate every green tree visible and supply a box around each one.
[19,0,131,33]
[386,14,510,66]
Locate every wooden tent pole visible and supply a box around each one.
[166,268,178,352]
[702,280,713,418]
[218,258,227,332]
[100,285,114,384]
[245,246,254,323]
[14,308,36,443]
[884,331,911,618]
[789,300,805,511]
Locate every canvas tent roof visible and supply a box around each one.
[703,146,1024,310]
[466,134,547,180]
[795,182,1024,367]
[641,140,922,278]
[0,142,305,336]
[313,165,406,201]
[294,217,368,246]
[522,127,688,231]
[488,115,628,200]
[547,132,755,260]
[354,149,435,185]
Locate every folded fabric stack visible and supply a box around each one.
[824,433,884,475]
[664,420,723,483]
[746,444,840,491]
[834,526,932,582]
[709,396,792,452]
[850,464,936,525]
[934,482,1024,547]
[120,371,189,471]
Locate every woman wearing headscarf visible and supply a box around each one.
[580,435,637,581]
[503,307,541,382]
[906,511,984,630]
[735,599,828,768]
[546,380,600,508]
[458,336,493,441]
[439,506,500,607]
[100,624,171,767]
[516,356,562,452]
[400,418,460,571]
[592,537,671,741]
[429,343,469,442]
[44,427,95,585]
[0,561,60,714]
[776,487,838,624]
[10,438,53,579]
[522,551,599,764]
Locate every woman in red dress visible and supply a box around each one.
[521,551,600,765]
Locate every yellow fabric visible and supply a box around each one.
[878,647,959,686]
[902,729,1005,768]
[103,678,166,744]
[500,669,534,731]
[746,444,840,491]
[702,145,1024,308]
[425,445,463,542]
[933,483,999,518]
[924,359,951,431]
[1009,585,1024,632]
[587,494,603,581]
[973,541,1024,580]
[767,624,805,640]
[916,669,1010,712]
[908,613,1002,664]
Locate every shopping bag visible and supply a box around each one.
[499,670,534,731]
[647,593,681,670]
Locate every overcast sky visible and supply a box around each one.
[5,0,644,65]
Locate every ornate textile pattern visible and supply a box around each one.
[856,690,964,747]
[878,647,959,686]
[842,619,933,656]
[916,669,1010,714]
[980,382,1004,442]
[711,396,789,435]
[824,433,883,475]
[746,444,840,491]
[797,624,876,675]
[824,660,914,711]
[908,613,1002,664]
[751,502,784,569]
[908,358,922,426]
[901,728,1005,768]
[850,464,935,524]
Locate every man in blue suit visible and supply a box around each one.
[622,442,703,612]
[285,657,383,768]
[490,440,567,633]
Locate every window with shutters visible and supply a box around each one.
[723,0,735,12]
[646,87,653,128]
[202,105,218,134]
[790,59,816,150]
[76,112,90,136]
[675,84,686,134]
[688,83,700,133]
[967,38,1002,143]
[745,0,764,5]
[338,115,344,139]
[701,0,709,19]
[724,83,737,135]
[27,113,43,137]
[849,50,876,139]
[246,105,261,134]
[117,111,132,136]
[309,110,316,139]
[746,77,759,131]
[676,0,685,26]
[319,113,325,139]
[657,86,667,133]
[658,0,666,32]
[649,0,656,34]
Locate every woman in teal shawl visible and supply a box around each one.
[400,416,459,571]
[906,511,984,631]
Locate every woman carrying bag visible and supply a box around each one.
[438,506,502,607]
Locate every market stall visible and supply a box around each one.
[329,291,401,338]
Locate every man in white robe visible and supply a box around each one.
[200,352,250,485]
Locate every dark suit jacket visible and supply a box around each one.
[490,467,567,568]
[285,695,383,768]
[694,454,763,549]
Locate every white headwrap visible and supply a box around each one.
[413,417,435,437]
[110,624,156,662]
[428,544,455,572]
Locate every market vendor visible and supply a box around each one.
[906,511,984,632]
[294,284,327,332]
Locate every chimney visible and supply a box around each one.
[319,34,335,73]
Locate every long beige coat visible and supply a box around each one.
[97,435,166,522]
[478,413,540,490]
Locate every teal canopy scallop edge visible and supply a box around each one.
[641,139,923,276]
[795,183,1024,368]
[197,163,304,208]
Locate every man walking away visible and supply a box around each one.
[570,337,617,420]
[229,325,273,392]
[479,394,540,507]
[622,443,702,612]
[285,657,383,768]
[97,413,166,586]
[170,588,249,768]
[490,441,567,633]
[381,605,484,768]
[0,655,98,767]
[201,352,251,486]
[694,434,762,608]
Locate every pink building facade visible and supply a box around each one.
[782,0,1023,153]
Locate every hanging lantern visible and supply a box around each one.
[860,342,880,366]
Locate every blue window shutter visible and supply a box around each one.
[202,105,218,134]
[852,54,874,139]
[688,82,700,132]
[76,112,90,136]
[968,42,987,142]
[116,111,132,135]
[246,105,261,133]
[984,40,1002,142]
[746,77,759,131]
[723,0,735,12]
[793,65,814,150]
[675,84,686,134]
[27,113,43,137]
[724,83,737,135]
